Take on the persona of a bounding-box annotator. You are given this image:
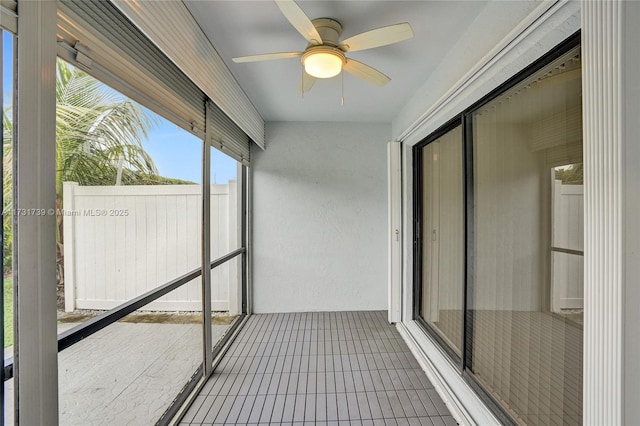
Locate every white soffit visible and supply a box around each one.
[112,0,265,149]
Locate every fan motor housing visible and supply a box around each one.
[311,18,343,47]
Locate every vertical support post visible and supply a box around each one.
[550,178,560,313]
[387,141,402,323]
[582,0,640,423]
[14,1,58,424]
[582,1,621,416]
[202,102,213,374]
[402,143,414,322]
[227,171,241,315]
[63,182,78,313]
[621,2,640,422]
[243,165,250,315]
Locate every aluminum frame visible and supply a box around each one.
[4,4,253,422]
[13,2,59,424]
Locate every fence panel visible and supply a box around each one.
[63,182,237,313]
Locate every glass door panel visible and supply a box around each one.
[419,126,464,357]
[470,47,583,425]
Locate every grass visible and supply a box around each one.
[4,277,12,348]
[58,312,239,325]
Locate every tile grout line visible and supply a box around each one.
[182,312,454,425]
[236,312,282,423]
[256,312,288,423]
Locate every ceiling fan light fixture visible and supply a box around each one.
[302,47,345,79]
[232,1,414,91]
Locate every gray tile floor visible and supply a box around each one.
[180,311,457,425]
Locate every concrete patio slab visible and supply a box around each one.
[4,320,234,425]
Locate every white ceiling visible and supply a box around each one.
[184,1,540,123]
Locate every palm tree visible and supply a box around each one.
[55,59,157,194]
[3,59,159,292]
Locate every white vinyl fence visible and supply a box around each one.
[63,181,241,314]
[551,180,584,312]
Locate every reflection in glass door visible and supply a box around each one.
[469,46,583,425]
[418,125,464,357]
[551,163,583,320]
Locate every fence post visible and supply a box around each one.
[63,182,78,313]
[228,179,241,315]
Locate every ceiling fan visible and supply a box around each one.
[232,0,414,93]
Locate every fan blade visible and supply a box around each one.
[275,0,322,45]
[341,23,414,52]
[232,52,303,63]
[297,72,317,93]
[343,59,391,87]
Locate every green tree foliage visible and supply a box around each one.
[3,60,161,274]
[3,112,11,273]
[554,163,583,185]
[54,59,157,195]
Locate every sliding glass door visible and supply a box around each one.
[414,34,583,425]
[416,125,464,359]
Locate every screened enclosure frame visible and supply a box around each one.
[412,31,581,425]
[3,1,254,424]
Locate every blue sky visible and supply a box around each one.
[3,32,12,106]
[143,116,238,185]
[3,31,237,185]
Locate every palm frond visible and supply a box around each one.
[53,59,159,194]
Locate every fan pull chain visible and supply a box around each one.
[341,70,344,106]
[301,64,304,99]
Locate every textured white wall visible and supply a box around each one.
[252,122,390,313]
